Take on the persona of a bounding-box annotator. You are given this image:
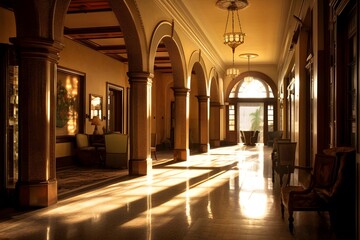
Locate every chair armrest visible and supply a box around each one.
[294,165,312,171]
[288,187,313,197]
[283,165,313,187]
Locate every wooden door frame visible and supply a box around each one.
[106,82,124,133]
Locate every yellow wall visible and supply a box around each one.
[57,38,130,158]
[152,71,174,146]
[0,8,15,44]
[189,74,199,145]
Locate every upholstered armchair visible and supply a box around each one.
[104,133,128,169]
[75,133,98,166]
[280,147,356,234]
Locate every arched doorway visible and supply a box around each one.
[209,69,222,148]
[149,21,188,161]
[225,71,277,145]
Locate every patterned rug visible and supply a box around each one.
[57,167,128,196]
[56,151,174,197]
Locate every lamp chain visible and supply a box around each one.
[236,10,243,34]
[224,10,230,35]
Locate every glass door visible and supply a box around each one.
[238,103,264,143]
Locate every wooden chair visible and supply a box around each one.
[280,147,356,234]
[273,141,297,186]
[151,133,157,160]
[104,133,128,169]
[267,130,283,146]
[271,138,291,182]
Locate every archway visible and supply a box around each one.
[9,0,149,206]
[209,68,222,147]
[149,21,188,161]
[188,51,208,153]
[225,71,277,145]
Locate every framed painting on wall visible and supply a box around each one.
[56,67,85,141]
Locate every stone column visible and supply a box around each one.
[13,38,63,207]
[128,71,153,175]
[197,95,209,153]
[172,87,190,161]
[210,102,221,147]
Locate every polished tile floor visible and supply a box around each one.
[0,144,348,239]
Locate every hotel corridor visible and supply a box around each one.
[0,145,340,239]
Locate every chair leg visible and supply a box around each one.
[151,150,157,160]
[286,173,291,185]
[279,173,283,187]
[281,201,284,219]
[288,211,294,233]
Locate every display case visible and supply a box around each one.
[0,43,18,204]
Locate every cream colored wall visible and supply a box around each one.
[189,74,199,145]
[59,38,129,134]
[152,71,170,145]
[57,38,129,158]
[0,7,16,44]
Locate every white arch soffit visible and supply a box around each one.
[109,0,148,72]
[149,21,187,88]
[188,50,208,95]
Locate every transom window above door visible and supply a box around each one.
[229,78,274,98]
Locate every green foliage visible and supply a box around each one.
[250,107,262,131]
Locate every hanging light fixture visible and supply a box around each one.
[239,53,258,83]
[216,0,248,77]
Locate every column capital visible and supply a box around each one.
[210,101,222,107]
[10,37,64,63]
[196,95,210,102]
[127,71,154,80]
[171,87,190,96]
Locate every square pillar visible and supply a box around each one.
[13,38,63,207]
[128,72,153,175]
[172,88,190,161]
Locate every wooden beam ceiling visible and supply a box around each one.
[64,0,172,73]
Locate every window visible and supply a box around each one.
[229,105,235,131]
[268,105,274,132]
[230,78,274,98]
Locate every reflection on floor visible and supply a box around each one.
[0,144,349,239]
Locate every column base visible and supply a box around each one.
[17,179,57,207]
[199,143,210,153]
[173,148,190,161]
[210,140,221,148]
[129,158,152,175]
